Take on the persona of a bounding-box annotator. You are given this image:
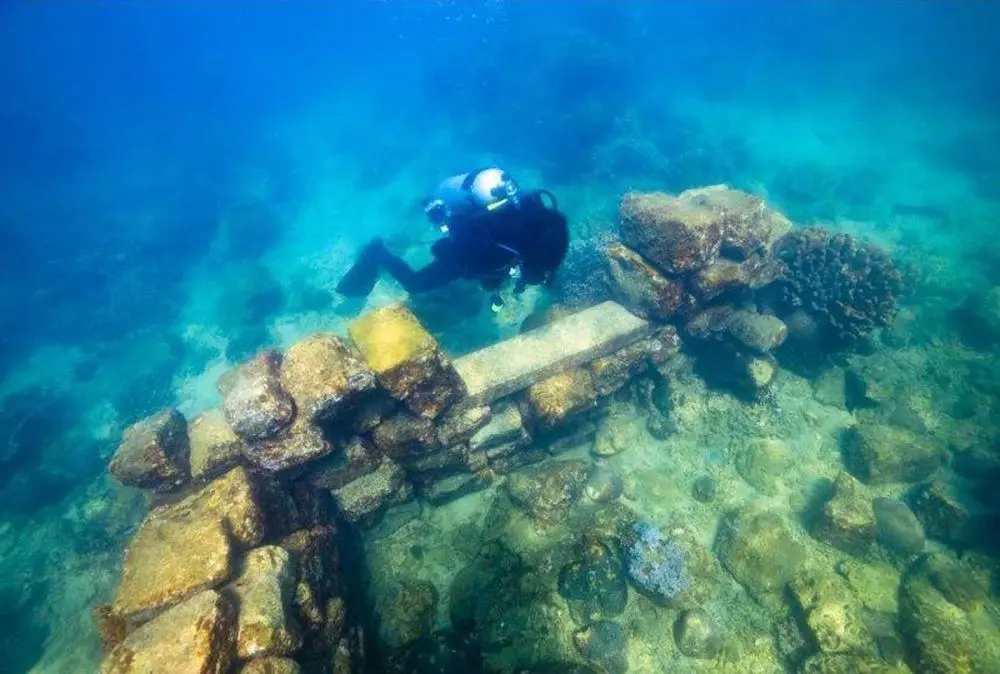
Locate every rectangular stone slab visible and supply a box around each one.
[454,302,651,404]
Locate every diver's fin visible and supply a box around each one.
[335,241,383,298]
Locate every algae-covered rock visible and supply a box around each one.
[604,242,686,321]
[420,472,488,505]
[735,437,790,495]
[690,258,749,302]
[348,304,465,419]
[239,658,302,674]
[245,418,332,473]
[101,590,236,674]
[726,310,788,353]
[371,413,439,460]
[573,620,628,674]
[112,511,233,625]
[811,473,876,556]
[674,608,722,659]
[584,467,624,504]
[619,191,723,273]
[789,572,875,656]
[305,435,381,491]
[526,368,597,430]
[908,479,972,545]
[469,403,527,452]
[505,460,590,527]
[593,411,644,457]
[160,466,266,547]
[436,403,492,447]
[229,546,302,659]
[921,552,991,612]
[899,553,1000,673]
[279,333,377,424]
[799,653,907,674]
[715,507,805,601]
[219,351,296,442]
[692,475,717,503]
[557,541,628,624]
[843,423,943,484]
[109,408,190,492]
[872,497,925,555]
[189,409,244,481]
[376,579,437,650]
[332,457,407,523]
[588,326,680,397]
[680,184,791,258]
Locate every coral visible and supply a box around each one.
[625,521,690,603]
[770,228,905,349]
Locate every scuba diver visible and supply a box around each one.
[335,168,570,312]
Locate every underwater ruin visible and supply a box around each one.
[88,186,1000,673]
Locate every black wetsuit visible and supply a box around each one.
[336,191,569,298]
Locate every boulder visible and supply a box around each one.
[505,460,590,527]
[789,573,875,656]
[872,497,925,555]
[715,507,805,602]
[376,579,437,650]
[899,553,1000,673]
[525,368,597,430]
[220,351,296,442]
[244,419,332,473]
[101,590,236,674]
[593,412,644,457]
[908,480,972,544]
[811,473,877,556]
[112,509,234,625]
[603,242,686,321]
[279,333,377,424]
[109,409,190,492]
[305,436,381,491]
[735,438,790,495]
[843,423,943,484]
[332,458,407,523]
[557,542,628,624]
[228,546,302,659]
[674,608,722,659]
[619,191,723,273]
[921,552,992,612]
[189,409,244,481]
[348,304,465,419]
[677,184,791,257]
[726,310,788,353]
[239,659,302,674]
[573,620,628,674]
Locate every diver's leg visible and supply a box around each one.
[380,253,463,293]
[336,239,386,298]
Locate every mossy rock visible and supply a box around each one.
[735,438,790,495]
[843,423,943,485]
[714,506,805,603]
[557,542,628,624]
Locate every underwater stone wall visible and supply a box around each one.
[95,297,678,672]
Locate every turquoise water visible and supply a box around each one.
[1,2,998,672]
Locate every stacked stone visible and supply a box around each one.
[100,300,678,669]
[609,185,792,397]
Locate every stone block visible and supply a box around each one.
[240,658,302,674]
[305,436,382,491]
[526,368,597,430]
[604,242,686,321]
[348,304,464,419]
[726,310,788,353]
[332,458,407,523]
[157,466,267,548]
[189,409,244,481]
[279,333,377,424]
[419,473,488,505]
[436,403,492,447]
[109,409,190,492]
[220,351,296,442]
[469,403,527,452]
[812,473,877,556]
[372,413,439,460]
[101,590,236,674]
[244,419,332,473]
[505,460,590,526]
[228,546,302,659]
[112,510,233,625]
[588,327,680,397]
[454,301,651,404]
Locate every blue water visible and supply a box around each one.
[1,2,998,671]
